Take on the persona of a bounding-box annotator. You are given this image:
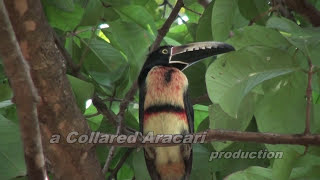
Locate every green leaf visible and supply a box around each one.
[290,166,320,180]
[289,153,320,179]
[206,46,298,117]
[124,110,139,131]
[117,163,134,179]
[211,0,236,41]
[232,3,250,29]
[0,105,18,124]
[196,2,213,41]
[266,16,304,35]
[226,25,291,50]
[226,166,272,180]
[190,144,212,179]
[167,24,193,44]
[67,75,94,112]
[184,3,204,23]
[272,149,299,180]
[164,37,181,46]
[266,16,320,66]
[82,38,127,86]
[209,94,254,151]
[184,58,212,100]
[0,115,26,179]
[80,0,104,26]
[105,21,153,80]
[238,0,269,25]
[42,1,84,31]
[103,8,120,22]
[0,83,12,101]
[115,5,157,34]
[197,117,209,132]
[104,0,132,7]
[313,91,320,104]
[210,141,270,179]
[193,105,209,132]
[49,0,75,12]
[84,105,103,131]
[132,150,151,180]
[255,71,320,134]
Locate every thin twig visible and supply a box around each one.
[103,97,123,102]
[102,125,122,175]
[150,0,184,51]
[109,88,117,107]
[85,112,101,118]
[101,0,112,8]
[166,1,187,24]
[66,27,96,38]
[197,0,209,8]
[93,94,118,127]
[304,56,314,135]
[108,149,134,180]
[77,25,98,68]
[184,6,202,16]
[92,95,135,135]
[249,5,281,26]
[102,146,117,174]
[191,93,210,105]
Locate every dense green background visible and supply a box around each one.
[0,0,320,179]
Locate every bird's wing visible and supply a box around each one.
[184,90,194,134]
[183,89,194,179]
[139,81,145,133]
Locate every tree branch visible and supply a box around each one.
[102,123,123,175]
[102,146,117,174]
[92,95,135,135]
[0,1,47,179]
[3,0,104,179]
[150,0,184,51]
[92,129,320,147]
[197,0,209,8]
[304,56,314,135]
[85,112,101,118]
[284,0,320,27]
[184,6,202,16]
[191,93,210,105]
[249,5,281,26]
[108,148,134,180]
[93,95,119,127]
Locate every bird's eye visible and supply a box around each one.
[161,49,169,54]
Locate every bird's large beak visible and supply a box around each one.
[169,41,235,70]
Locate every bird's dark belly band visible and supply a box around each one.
[144,104,187,122]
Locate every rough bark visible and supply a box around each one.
[2,0,104,179]
[0,1,46,179]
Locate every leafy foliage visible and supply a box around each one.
[0,0,320,179]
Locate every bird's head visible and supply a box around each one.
[138,41,235,85]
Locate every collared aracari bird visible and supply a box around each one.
[138,41,235,180]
